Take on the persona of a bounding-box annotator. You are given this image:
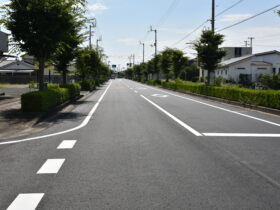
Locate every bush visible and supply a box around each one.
[213,76,225,87]
[28,81,38,89]
[146,79,162,86]
[47,83,60,89]
[21,88,70,112]
[80,80,95,91]
[259,74,280,90]
[60,83,81,99]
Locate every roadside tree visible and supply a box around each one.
[193,30,226,85]
[1,0,86,90]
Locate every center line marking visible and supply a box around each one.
[57,140,77,149]
[37,159,65,174]
[7,193,44,210]
[141,95,202,136]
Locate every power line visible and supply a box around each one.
[216,0,245,17]
[172,0,246,46]
[156,0,181,27]
[217,4,280,32]
[172,20,209,46]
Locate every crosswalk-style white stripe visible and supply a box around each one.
[7,193,44,210]
[57,140,77,149]
[37,159,65,174]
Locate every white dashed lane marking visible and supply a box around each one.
[57,140,77,149]
[7,193,44,210]
[37,159,65,174]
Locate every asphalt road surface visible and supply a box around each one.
[1,79,280,209]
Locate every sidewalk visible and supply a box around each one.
[0,90,91,140]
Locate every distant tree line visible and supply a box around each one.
[124,48,199,83]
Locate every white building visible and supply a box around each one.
[216,50,280,83]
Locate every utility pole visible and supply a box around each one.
[132,54,135,67]
[149,26,158,79]
[149,26,157,57]
[140,41,145,63]
[128,55,132,68]
[96,36,102,54]
[211,0,215,32]
[248,37,254,48]
[87,18,96,49]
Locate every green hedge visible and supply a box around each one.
[21,88,70,112]
[148,80,280,110]
[80,80,95,91]
[60,83,81,99]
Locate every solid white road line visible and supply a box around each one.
[57,140,77,149]
[134,90,138,93]
[7,193,44,210]
[133,81,280,128]
[37,159,65,174]
[203,133,280,137]
[0,81,112,145]
[141,95,202,136]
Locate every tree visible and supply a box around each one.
[160,49,173,82]
[75,47,111,82]
[52,8,85,85]
[1,0,86,90]
[193,30,226,85]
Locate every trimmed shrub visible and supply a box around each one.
[80,80,95,91]
[60,83,81,100]
[48,83,60,89]
[21,88,70,112]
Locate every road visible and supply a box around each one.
[1,79,280,209]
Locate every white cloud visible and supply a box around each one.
[88,2,108,12]
[220,14,252,23]
[86,1,108,17]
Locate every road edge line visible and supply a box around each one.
[0,81,112,145]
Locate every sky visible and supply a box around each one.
[1,0,280,70]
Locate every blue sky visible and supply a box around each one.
[1,0,280,70]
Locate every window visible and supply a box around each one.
[257,67,267,70]
[225,70,228,75]
[236,67,245,70]
[235,48,242,57]
[273,68,276,75]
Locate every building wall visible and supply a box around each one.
[216,54,277,83]
[222,47,252,61]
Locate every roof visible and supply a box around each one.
[251,61,272,66]
[0,60,35,70]
[219,50,280,67]
[220,54,252,66]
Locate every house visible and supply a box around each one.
[216,50,280,83]
[0,59,35,76]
